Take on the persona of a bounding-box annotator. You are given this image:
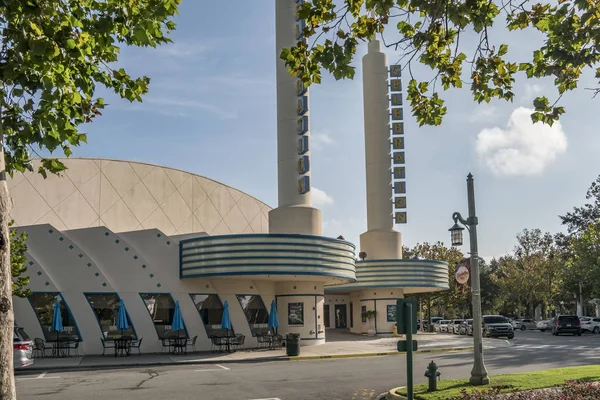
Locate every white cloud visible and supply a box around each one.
[311,187,334,207]
[475,107,567,177]
[311,131,334,151]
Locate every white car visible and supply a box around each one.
[436,320,452,333]
[579,317,600,333]
[536,320,551,332]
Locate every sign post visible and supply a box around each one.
[397,299,418,400]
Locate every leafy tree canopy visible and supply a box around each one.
[282,0,600,126]
[0,0,180,176]
[560,175,600,234]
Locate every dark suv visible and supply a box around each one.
[482,315,514,339]
[551,315,581,336]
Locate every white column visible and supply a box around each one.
[275,0,310,207]
[270,0,322,235]
[363,40,393,231]
[359,40,402,259]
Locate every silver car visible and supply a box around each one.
[13,326,34,368]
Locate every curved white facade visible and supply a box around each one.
[8,158,270,236]
[180,234,356,283]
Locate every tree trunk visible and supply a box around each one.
[0,129,15,399]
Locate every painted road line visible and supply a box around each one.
[194,364,231,372]
[17,372,60,381]
[247,398,281,400]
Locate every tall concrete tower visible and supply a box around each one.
[270,0,322,235]
[360,40,403,259]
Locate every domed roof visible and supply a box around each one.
[9,158,271,235]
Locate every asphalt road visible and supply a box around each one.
[16,330,600,400]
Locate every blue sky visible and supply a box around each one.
[68,1,600,260]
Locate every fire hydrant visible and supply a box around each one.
[424,361,441,392]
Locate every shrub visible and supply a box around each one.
[451,381,600,399]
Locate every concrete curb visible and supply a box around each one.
[289,346,475,361]
[386,387,407,400]
[15,356,289,375]
[15,346,478,374]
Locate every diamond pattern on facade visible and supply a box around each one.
[223,204,249,233]
[209,185,235,217]
[9,159,271,235]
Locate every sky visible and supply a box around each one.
[66,1,600,261]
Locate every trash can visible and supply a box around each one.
[286,333,300,356]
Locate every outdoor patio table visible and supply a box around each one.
[114,338,132,357]
[169,337,187,355]
[47,339,68,357]
[216,336,235,353]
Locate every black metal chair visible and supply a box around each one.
[211,336,225,352]
[67,340,80,356]
[232,334,245,351]
[256,334,270,349]
[33,338,51,358]
[186,336,197,352]
[130,338,143,355]
[270,334,283,350]
[100,338,115,356]
[160,338,171,354]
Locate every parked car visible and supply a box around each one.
[436,320,452,333]
[536,319,551,332]
[451,319,465,334]
[551,315,582,336]
[482,315,514,339]
[514,319,538,331]
[13,326,33,368]
[459,319,473,335]
[578,317,600,334]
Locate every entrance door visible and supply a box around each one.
[350,302,354,328]
[324,305,330,328]
[335,304,347,329]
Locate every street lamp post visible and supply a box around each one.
[448,173,490,386]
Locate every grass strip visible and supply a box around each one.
[397,365,600,399]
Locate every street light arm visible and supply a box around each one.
[452,212,469,228]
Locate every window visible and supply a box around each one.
[236,295,269,336]
[361,306,367,323]
[140,293,187,338]
[387,305,397,322]
[190,294,228,337]
[483,316,507,324]
[84,293,136,339]
[324,305,330,328]
[288,302,304,326]
[28,293,80,341]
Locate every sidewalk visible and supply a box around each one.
[18,332,511,373]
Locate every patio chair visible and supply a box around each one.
[161,337,172,354]
[67,340,80,356]
[256,334,270,349]
[101,338,115,356]
[130,338,143,355]
[271,334,283,350]
[33,338,51,358]
[232,334,245,351]
[186,336,197,352]
[211,336,224,352]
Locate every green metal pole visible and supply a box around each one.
[406,302,414,400]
